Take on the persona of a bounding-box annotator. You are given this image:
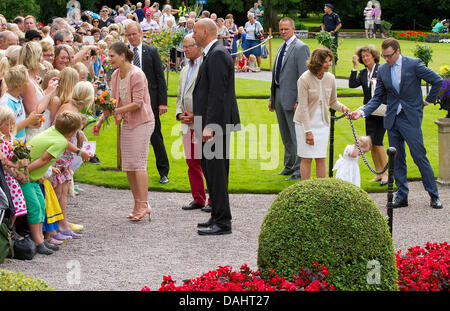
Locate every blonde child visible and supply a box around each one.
[20,111,82,255]
[0,65,44,141]
[247,54,260,72]
[237,52,248,72]
[333,136,372,187]
[48,66,79,125]
[0,105,29,226]
[48,81,94,239]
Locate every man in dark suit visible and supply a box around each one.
[192,18,241,235]
[125,21,170,184]
[351,38,443,209]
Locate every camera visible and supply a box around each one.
[96,81,107,91]
[90,49,97,57]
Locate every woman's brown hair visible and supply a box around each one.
[307,47,333,75]
[110,41,133,63]
[355,45,380,65]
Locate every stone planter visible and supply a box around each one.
[435,117,450,185]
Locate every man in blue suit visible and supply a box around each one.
[351,38,443,209]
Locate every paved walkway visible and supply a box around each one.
[1,181,448,291]
[235,70,429,93]
[0,67,446,292]
[235,70,360,89]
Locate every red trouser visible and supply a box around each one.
[183,129,209,206]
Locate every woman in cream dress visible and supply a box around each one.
[294,48,351,180]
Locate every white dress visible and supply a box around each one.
[295,75,329,158]
[333,145,361,187]
[25,78,51,141]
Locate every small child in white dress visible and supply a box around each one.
[333,136,372,187]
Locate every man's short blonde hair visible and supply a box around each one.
[54,111,82,135]
[4,64,29,90]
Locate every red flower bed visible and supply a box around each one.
[141,242,449,291]
[141,262,334,291]
[393,30,450,42]
[396,242,450,291]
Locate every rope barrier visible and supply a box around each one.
[230,36,273,56]
[333,113,389,175]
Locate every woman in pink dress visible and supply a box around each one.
[93,42,155,222]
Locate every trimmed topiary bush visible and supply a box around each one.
[0,269,54,291]
[257,178,398,291]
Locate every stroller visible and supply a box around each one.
[0,178,14,263]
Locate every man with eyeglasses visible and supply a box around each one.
[54,29,74,47]
[351,38,443,210]
[125,21,170,185]
[176,34,212,213]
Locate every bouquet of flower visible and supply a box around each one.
[10,139,31,182]
[92,90,117,127]
[437,65,450,118]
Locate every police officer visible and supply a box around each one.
[178,1,187,18]
[321,3,341,56]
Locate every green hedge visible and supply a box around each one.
[257,178,398,291]
[0,269,54,291]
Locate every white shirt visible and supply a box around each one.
[273,35,296,83]
[183,56,203,110]
[275,35,296,66]
[129,43,143,69]
[141,19,159,32]
[202,39,218,57]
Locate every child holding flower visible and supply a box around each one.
[0,105,29,226]
[20,111,83,255]
[48,81,94,239]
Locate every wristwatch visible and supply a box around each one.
[76,148,81,156]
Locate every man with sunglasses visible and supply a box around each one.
[351,38,443,210]
[98,6,114,28]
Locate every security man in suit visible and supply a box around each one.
[269,17,310,181]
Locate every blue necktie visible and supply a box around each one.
[275,42,286,85]
[391,64,399,93]
[391,63,403,114]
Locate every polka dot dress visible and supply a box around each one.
[1,138,27,217]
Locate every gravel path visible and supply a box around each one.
[1,181,448,291]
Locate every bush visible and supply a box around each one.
[0,269,54,291]
[142,263,334,291]
[396,242,450,291]
[0,0,40,21]
[257,178,398,291]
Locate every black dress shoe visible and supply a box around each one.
[201,204,212,213]
[159,176,169,184]
[182,201,204,210]
[278,168,294,175]
[392,198,408,208]
[430,197,443,209]
[198,224,232,236]
[285,174,301,181]
[197,218,213,228]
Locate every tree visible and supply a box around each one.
[0,0,40,21]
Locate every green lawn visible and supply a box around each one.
[74,93,443,194]
[260,38,450,78]
[72,38,446,194]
